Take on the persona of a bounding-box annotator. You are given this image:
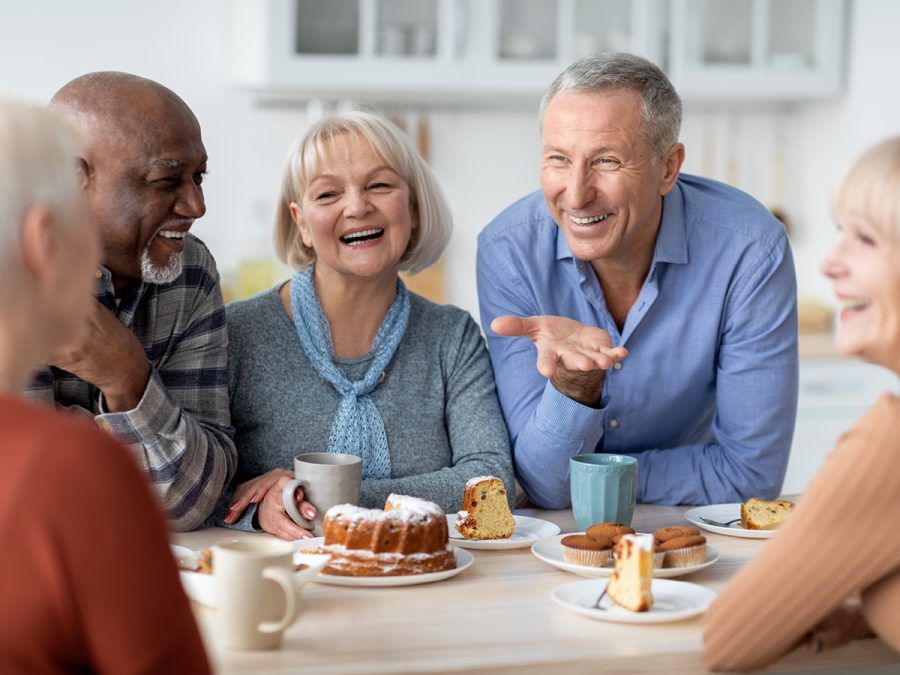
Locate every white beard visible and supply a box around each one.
[140,247,183,285]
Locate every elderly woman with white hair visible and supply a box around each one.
[704,138,900,671]
[219,111,514,540]
[0,99,210,672]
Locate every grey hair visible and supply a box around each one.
[274,111,452,275]
[0,97,82,276]
[539,52,682,162]
[833,136,900,243]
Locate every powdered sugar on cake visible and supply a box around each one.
[465,475,498,488]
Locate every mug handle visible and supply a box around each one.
[282,478,314,529]
[258,566,298,635]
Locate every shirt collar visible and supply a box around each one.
[654,182,689,265]
[553,180,689,266]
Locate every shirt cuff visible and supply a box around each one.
[95,367,177,444]
[534,379,608,445]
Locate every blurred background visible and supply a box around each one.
[1,0,897,492]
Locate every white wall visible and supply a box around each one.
[2,0,898,322]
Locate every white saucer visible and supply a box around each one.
[297,537,475,587]
[531,533,718,578]
[552,578,716,624]
[448,514,561,549]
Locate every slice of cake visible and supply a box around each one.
[455,476,516,539]
[606,534,654,612]
[740,498,795,530]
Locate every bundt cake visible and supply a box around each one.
[455,476,516,539]
[319,494,455,576]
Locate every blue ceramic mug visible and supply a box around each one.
[570,454,638,531]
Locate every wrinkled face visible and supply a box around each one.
[292,132,417,286]
[540,89,680,269]
[85,103,207,287]
[821,212,900,370]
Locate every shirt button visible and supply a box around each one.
[609,418,619,428]
[613,362,622,371]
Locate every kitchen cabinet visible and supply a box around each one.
[228,0,666,103]
[669,0,845,99]
[228,0,843,103]
[782,358,898,494]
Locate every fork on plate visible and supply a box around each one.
[592,584,609,610]
[699,516,741,528]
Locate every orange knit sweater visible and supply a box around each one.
[704,393,900,671]
[0,395,210,674]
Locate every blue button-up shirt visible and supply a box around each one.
[477,174,798,507]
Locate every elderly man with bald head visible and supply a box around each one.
[26,72,235,531]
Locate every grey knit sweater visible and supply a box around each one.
[214,284,514,531]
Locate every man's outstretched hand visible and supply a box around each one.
[491,315,627,406]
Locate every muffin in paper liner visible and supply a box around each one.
[560,534,613,567]
[661,540,707,567]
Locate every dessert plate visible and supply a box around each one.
[684,504,777,539]
[447,514,560,549]
[531,533,718,578]
[551,578,716,624]
[296,537,475,587]
[171,544,331,608]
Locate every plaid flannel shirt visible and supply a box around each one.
[25,235,236,530]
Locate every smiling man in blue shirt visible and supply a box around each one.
[477,53,798,508]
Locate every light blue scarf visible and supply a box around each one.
[290,266,408,479]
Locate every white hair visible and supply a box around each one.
[0,97,83,278]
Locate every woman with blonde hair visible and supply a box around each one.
[219,111,514,539]
[704,138,900,670]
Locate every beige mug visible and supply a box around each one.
[282,452,362,535]
[214,538,300,650]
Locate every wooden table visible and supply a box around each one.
[175,504,899,674]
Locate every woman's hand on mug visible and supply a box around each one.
[258,475,317,541]
[224,468,294,524]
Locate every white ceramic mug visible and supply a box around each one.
[282,452,362,535]
[214,538,301,650]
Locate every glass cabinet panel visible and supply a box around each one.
[294,0,359,55]
[377,0,438,57]
[768,0,816,69]
[573,0,632,58]
[698,0,752,65]
[498,0,558,60]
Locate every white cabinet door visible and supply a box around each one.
[668,0,845,99]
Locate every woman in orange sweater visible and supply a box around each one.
[704,138,900,670]
[0,98,210,673]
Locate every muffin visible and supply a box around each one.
[560,534,614,567]
[656,533,707,567]
[586,522,635,541]
[654,526,701,542]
